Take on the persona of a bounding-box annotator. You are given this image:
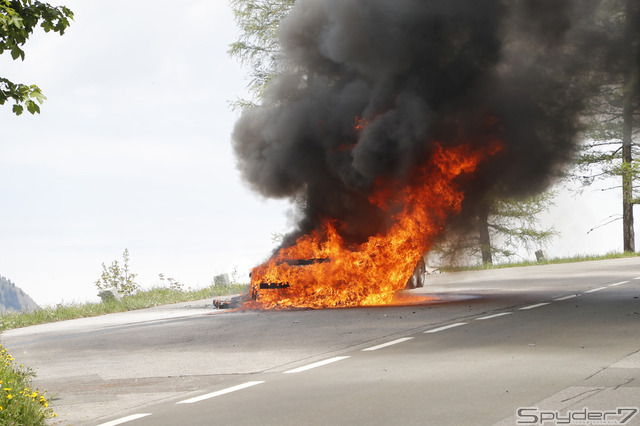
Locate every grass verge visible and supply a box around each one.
[440,251,640,272]
[0,344,55,424]
[0,284,248,332]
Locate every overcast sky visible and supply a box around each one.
[0,0,628,306]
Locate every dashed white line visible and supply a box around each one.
[554,295,578,301]
[362,337,414,351]
[177,381,265,404]
[424,323,467,333]
[284,356,350,374]
[584,286,608,294]
[97,414,152,426]
[609,281,629,287]
[634,276,640,280]
[519,303,550,311]
[476,312,512,320]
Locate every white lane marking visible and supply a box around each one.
[284,356,350,374]
[97,414,152,426]
[519,303,550,311]
[609,281,629,287]
[476,312,512,321]
[634,276,640,280]
[554,295,578,301]
[177,381,265,404]
[362,337,414,351]
[424,323,467,333]
[584,286,608,294]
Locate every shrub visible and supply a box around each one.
[0,344,56,424]
[95,248,140,296]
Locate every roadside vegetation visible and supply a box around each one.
[440,251,640,272]
[0,284,248,332]
[0,344,55,425]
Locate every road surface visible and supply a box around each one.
[2,258,640,425]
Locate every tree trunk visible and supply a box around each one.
[622,0,639,253]
[478,204,493,265]
[622,87,635,252]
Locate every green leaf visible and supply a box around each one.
[26,100,39,114]
[12,104,23,115]
[10,47,21,60]
[30,88,46,104]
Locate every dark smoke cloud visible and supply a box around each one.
[232,0,618,248]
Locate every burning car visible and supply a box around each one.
[251,257,426,302]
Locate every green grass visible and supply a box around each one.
[0,344,55,424]
[0,284,248,332]
[440,251,640,272]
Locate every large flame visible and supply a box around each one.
[249,142,500,309]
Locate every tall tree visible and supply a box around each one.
[436,192,558,265]
[0,0,73,115]
[573,0,640,251]
[228,0,295,109]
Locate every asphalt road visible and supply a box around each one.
[3,258,640,425]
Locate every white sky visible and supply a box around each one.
[0,0,630,306]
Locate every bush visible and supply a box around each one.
[95,248,140,296]
[0,344,56,424]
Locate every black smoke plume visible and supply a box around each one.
[232,0,623,250]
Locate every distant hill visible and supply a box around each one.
[0,276,39,313]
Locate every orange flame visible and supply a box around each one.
[249,142,500,310]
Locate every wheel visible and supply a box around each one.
[404,258,426,289]
[405,273,417,289]
[415,259,426,288]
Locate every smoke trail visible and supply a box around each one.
[232,0,609,248]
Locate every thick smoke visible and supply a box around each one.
[232,0,617,249]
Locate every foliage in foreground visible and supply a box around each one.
[0,0,73,115]
[0,284,248,332]
[0,344,55,424]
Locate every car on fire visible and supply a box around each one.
[251,257,427,300]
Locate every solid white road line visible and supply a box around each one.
[554,295,578,301]
[609,281,629,287]
[584,286,608,293]
[284,356,350,374]
[362,337,414,351]
[177,381,265,404]
[97,414,152,426]
[476,312,512,321]
[424,323,467,333]
[519,303,550,311]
